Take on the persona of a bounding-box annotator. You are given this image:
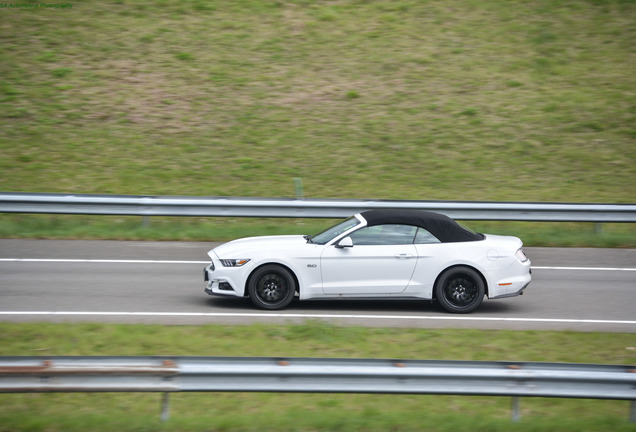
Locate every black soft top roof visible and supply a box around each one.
[360,209,484,243]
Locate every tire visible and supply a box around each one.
[247,265,296,310]
[434,266,485,313]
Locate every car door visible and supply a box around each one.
[320,224,418,295]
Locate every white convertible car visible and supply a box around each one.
[204,210,531,313]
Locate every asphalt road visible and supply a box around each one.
[0,239,635,332]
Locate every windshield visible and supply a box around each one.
[309,217,361,245]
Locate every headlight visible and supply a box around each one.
[220,259,251,267]
[515,248,528,263]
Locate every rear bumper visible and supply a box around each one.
[488,263,532,299]
[489,280,531,299]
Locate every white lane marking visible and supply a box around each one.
[2,259,635,271]
[0,258,208,264]
[532,266,636,272]
[0,311,635,326]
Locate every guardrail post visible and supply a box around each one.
[511,397,521,422]
[294,177,304,198]
[160,392,170,422]
[630,400,635,423]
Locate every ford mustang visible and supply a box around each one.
[203,210,531,313]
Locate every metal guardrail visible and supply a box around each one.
[0,356,634,422]
[1,192,636,222]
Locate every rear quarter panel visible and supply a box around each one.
[406,236,524,298]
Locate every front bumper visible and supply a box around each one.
[203,266,214,295]
[203,264,242,297]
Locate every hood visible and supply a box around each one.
[208,235,307,259]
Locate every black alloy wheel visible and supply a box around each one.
[435,266,485,313]
[247,264,296,310]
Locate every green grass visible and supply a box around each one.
[0,0,634,204]
[0,322,635,431]
[0,3,635,428]
[1,213,635,247]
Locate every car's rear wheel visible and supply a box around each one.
[247,265,296,310]
[435,266,485,313]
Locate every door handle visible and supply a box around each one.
[395,253,413,259]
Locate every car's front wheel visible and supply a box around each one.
[247,264,296,310]
[434,266,485,313]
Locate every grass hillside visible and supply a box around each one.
[0,0,634,203]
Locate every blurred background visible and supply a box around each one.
[0,0,634,243]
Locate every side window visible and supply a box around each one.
[349,224,418,245]
[414,227,441,244]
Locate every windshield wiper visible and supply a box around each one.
[303,234,314,244]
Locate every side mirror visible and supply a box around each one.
[335,236,353,248]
